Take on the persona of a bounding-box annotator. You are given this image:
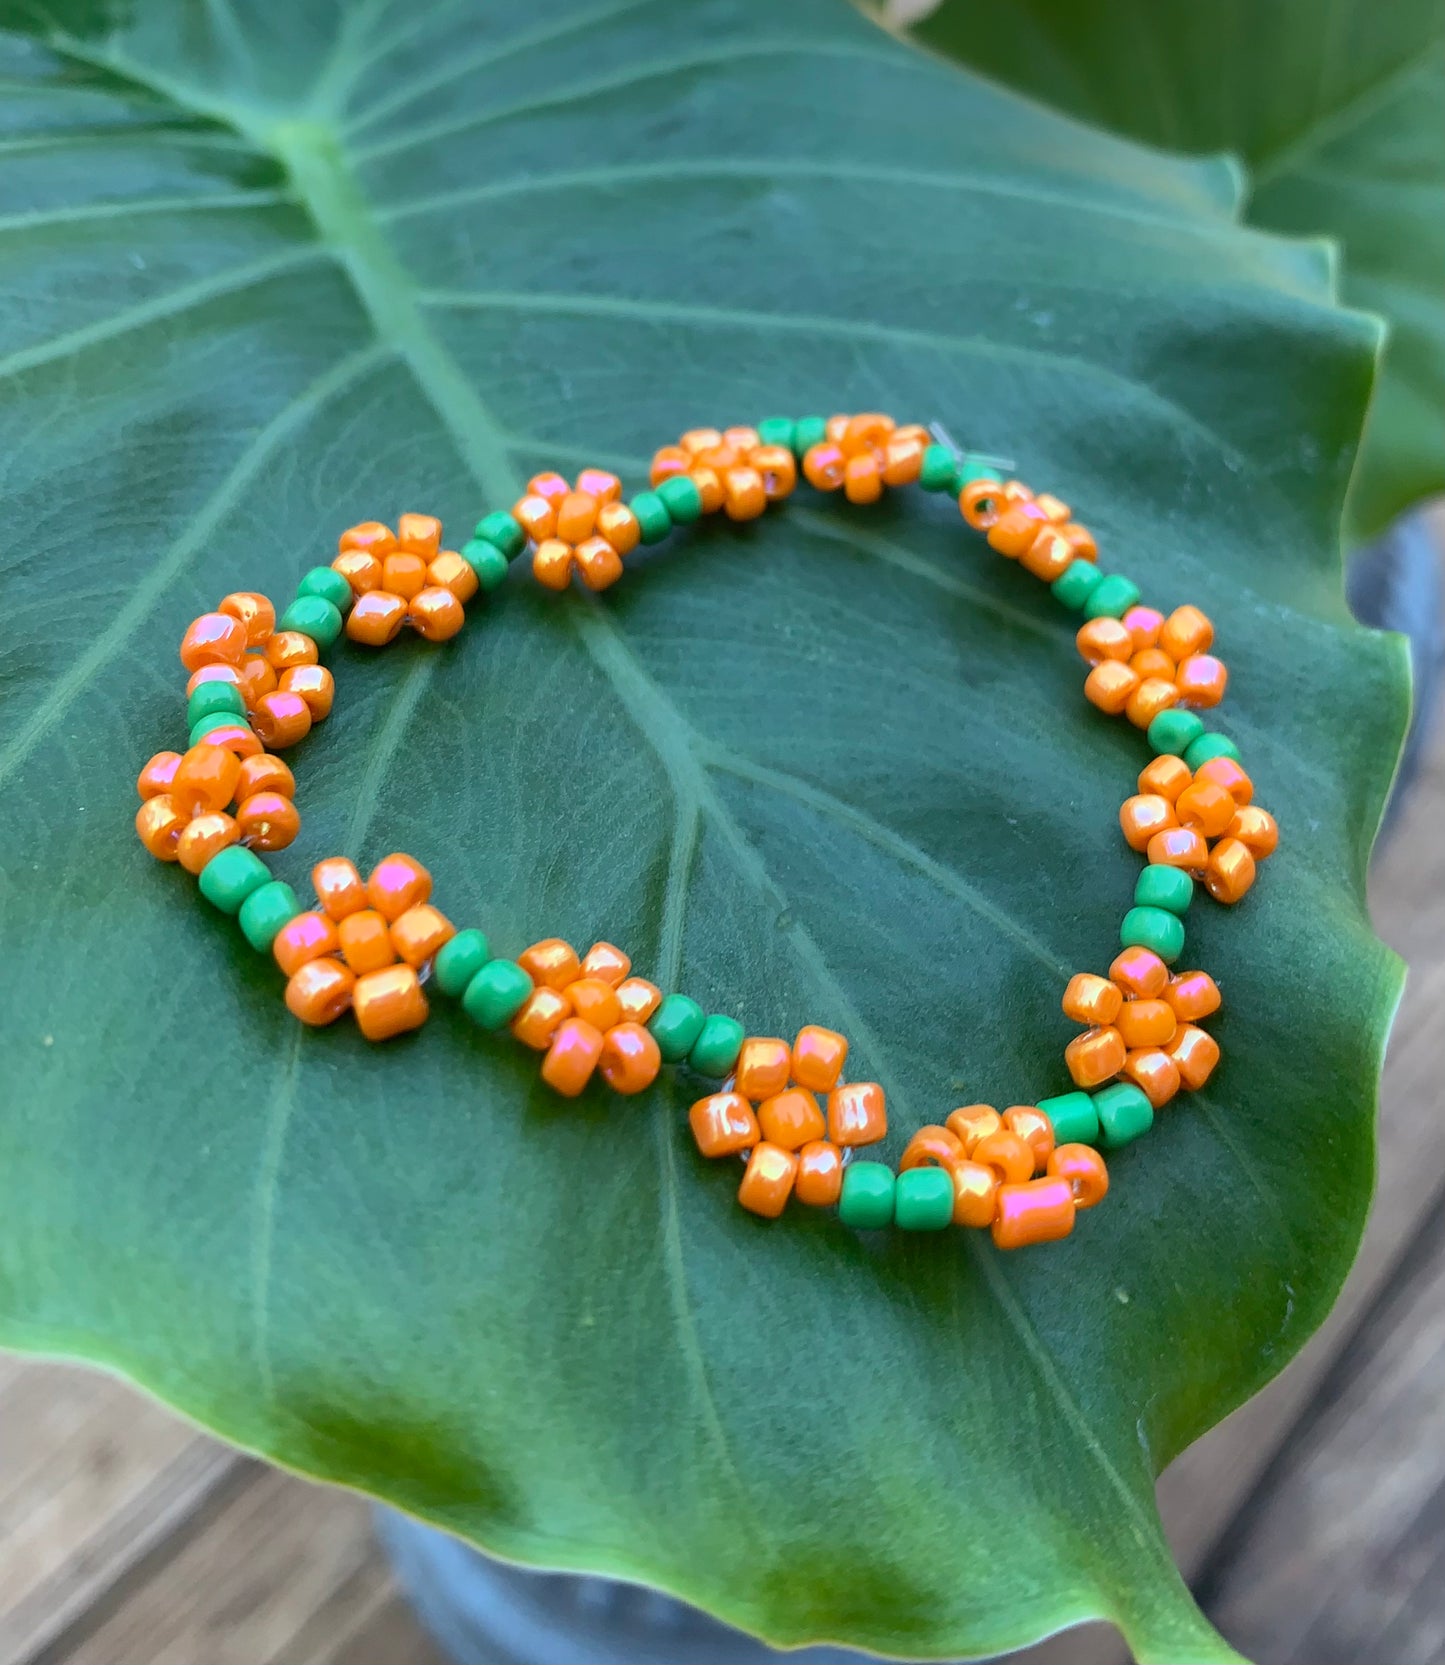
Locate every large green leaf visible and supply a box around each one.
[910,0,1445,541]
[0,1,1408,1659]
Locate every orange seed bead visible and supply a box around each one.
[735,1036,792,1100]
[1116,998,1177,1049]
[1110,945,1170,998]
[137,750,182,800]
[1205,836,1256,904]
[285,957,355,1026]
[180,612,247,672]
[1159,604,1213,661]
[234,752,295,803]
[794,1140,843,1207]
[1121,606,1164,651]
[725,466,768,520]
[313,856,366,921]
[992,1177,1076,1250]
[518,938,580,990]
[1047,1143,1109,1209]
[333,549,384,595]
[381,552,428,600]
[1120,793,1178,852]
[1169,1023,1221,1090]
[532,539,574,591]
[218,591,276,646]
[791,1025,848,1092]
[951,1160,1001,1228]
[396,512,442,558]
[186,662,244,700]
[279,664,335,721]
[1146,825,1209,872]
[428,550,479,603]
[580,942,631,986]
[689,465,725,514]
[196,722,259,757]
[576,468,621,503]
[1002,1106,1055,1173]
[1138,754,1192,802]
[541,1017,605,1097]
[264,630,319,671]
[689,1091,760,1158]
[842,453,883,505]
[1075,618,1133,665]
[1062,972,1123,1027]
[346,590,408,646]
[1228,804,1279,858]
[900,1124,965,1173]
[171,742,242,815]
[514,494,559,541]
[339,521,396,557]
[409,586,466,640]
[1123,1047,1181,1108]
[566,976,622,1032]
[573,536,624,591]
[273,911,341,978]
[366,852,432,919]
[1019,527,1074,581]
[615,976,662,1023]
[1125,676,1180,729]
[176,811,240,874]
[238,655,279,707]
[1166,970,1221,1022]
[757,1088,826,1151]
[752,445,798,497]
[825,1081,887,1147]
[390,903,455,968]
[738,1142,798,1218]
[945,1104,1003,1154]
[1061,522,1097,561]
[987,502,1049,557]
[1176,654,1228,708]
[1064,1025,1126,1089]
[135,794,187,860]
[353,963,429,1041]
[1194,756,1253,805]
[958,478,1004,529]
[596,501,640,556]
[1175,779,1236,838]
[972,1128,1036,1186]
[598,1023,661,1095]
[337,908,397,974]
[555,491,597,544]
[802,441,846,490]
[1085,660,1140,716]
[509,985,572,1050]
[251,690,312,750]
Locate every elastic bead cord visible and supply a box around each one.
[132,412,1279,1251]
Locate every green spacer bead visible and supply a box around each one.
[1050,560,1105,612]
[278,595,342,649]
[1147,708,1205,756]
[919,444,961,492]
[187,682,246,725]
[433,929,492,998]
[238,880,302,951]
[297,566,354,611]
[189,711,249,747]
[756,416,796,450]
[1120,904,1186,964]
[838,1161,896,1229]
[648,993,706,1063]
[894,1166,954,1230]
[1184,732,1242,771]
[1037,1091,1100,1146]
[197,845,271,914]
[1135,864,1194,915]
[1083,574,1142,620]
[687,1014,745,1077]
[630,491,672,544]
[462,538,509,592]
[474,510,525,559]
[792,415,827,456]
[656,474,703,524]
[1093,1082,1154,1149]
[461,959,533,1028]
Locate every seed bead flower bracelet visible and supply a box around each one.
[133,414,1278,1251]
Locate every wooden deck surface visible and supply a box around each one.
[4,540,1443,1665]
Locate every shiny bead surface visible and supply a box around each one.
[135,794,187,860]
[338,908,397,974]
[176,811,239,874]
[278,664,335,721]
[577,941,629,985]
[180,612,247,672]
[951,1161,1001,1227]
[1120,903,1185,964]
[972,1128,1036,1185]
[1121,605,1164,650]
[409,586,466,640]
[1130,647,1175,682]
[353,964,429,1041]
[1120,793,1177,852]
[432,929,491,997]
[1075,618,1132,664]
[238,656,279,706]
[1134,862,1193,916]
[1047,1144,1109,1208]
[574,536,624,591]
[567,976,622,1032]
[515,494,558,541]
[992,1176,1075,1249]
[1194,756,1253,805]
[264,630,319,670]
[791,1025,848,1092]
[1036,1091,1098,1145]
[235,752,296,802]
[895,1166,954,1230]
[1020,527,1074,581]
[251,690,312,750]
[1085,660,1139,715]
[509,985,572,1050]
[802,441,846,490]
[137,751,182,800]
[826,1081,887,1146]
[596,501,640,555]
[396,513,442,558]
[1003,1106,1055,1172]
[648,993,706,1061]
[688,1014,745,1077]
[197,845,270,913]
[735,1036,792,1100]
[390,903,455,967]
[689,1091,760,1158]
[346,591,408,645]
[188,681,247,728]
[285,957,356,1026]
[186,662,244,699]
[615,976,662,1023]
[428,551,480,602]
[599,1023,662,1094]
[333,549,384,594]
[235,791,300,851]
[237,879,302,951]
[738,1143,798,1218]
[1205,837,1257,903]
[313,857,367,920]
[273,911,341,977]
[339,520,397,556]
[541,1017,605,1096]
[1146,826,1209,872]
[945,1103,1003,1153]
[381,552,428,600]
[725,466,768,519]
[1159,605,1213,661]
[218,591,276,645]
[1110,945,1170,998]
[837,1161,895,1228]
[795,1141,843,1207]
[900,1124,965,1173]
[1138,754,1192,802]
[532,539,573,590]
[461,959,534,1029]
[1176,654,1228,707]
[278,596,342,649]
[1228,804,1279,858]
[367,853,432,920]
[517,937,579,990]
[1166,969,1221,1021]
[1125,676,1179,730]
[1093,1081,1154,1148]
[1115,998,1177,1049]
[958,478,1004,529]
[1123,1047,1181,1108]
[758,1088,826,1150]
[1065,1025,1126,1088]
[1169,1023,1221,1089]
[172,742,242,815]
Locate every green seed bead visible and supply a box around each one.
[1184,732,1242,771]
[189,711,248,746]
[687,1014,745,1077]
[793,415,827,455]
[894,1166,954,1230]
[648,993,706,1063]
[756,416,796,450]
[1093,1082,1154,1149]
[919,444,961,492]
[1050,560,1105,612]
[238,880,302,951]
[474,510,525,559]
[1120,904,1186,964]
[278,595,342,649]
[838,1161,896,1229]
[1135,864,1194,915]
[1037,1091,1100,1146]
[462,538,510,592]
[656,474,703,524]
[197,845,271,914]
[1083,574,1142,620]
[630,491,672,544]
[433,929,492,998]
[187,682,246,725]
[1147,708,1205,756]
[296,566,353,611]
[462,959,534,1028]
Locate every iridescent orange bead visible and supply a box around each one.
[1169,1023,1221,1089]
[264,630,319,670]
[353,963,429,1041]
[428,551,479,602]
[218,591,276,646]
[135,794,187,860]
[1175,779,1236,838]
[390,903,455,968]
[333,549,384,594]
[843,453,883,505]
[1047,1143,1109,1209]
[382,552,428,600]
[337,908,397,973]
[339,520,397,557]
[958,478,1003,529]
[313,856,366,920]
[738,1142,799,1218]
[599,1023,662,1094]
[689,465,725,514]
[944,1103,1003,1154]
[532,539,574,591]
[689,1091,759,1157]
[1123,1047,1181,1108]
[1159,604,1213,661]
[514,494,559,541]
[1138,754,1192,801]
[1125,676,1179,729]
[367,853,432,920]
[176,811,240,874]
[951,1160,1001,1227]
[900,1124,965,1173]
[596,501,640,555]
[238,655,279,706]
[1062,972,1123,1027]
[752,445,798,497]
[517,938,580,990]
[987,502,1049,557]
[802,441,846,490]
[1120,793,1177,852]
[841,413,891,453]
[650,445,692,483]
[567,976,622,1032]
[1020,527,1074,581]
[272,911,340,978]
[992,1176,1076,1250]
[1075,618,1132,665]
[186,662,244,700]
[197,722,263,759]
[826,1081,887,1146]
[615,976,662,1023]
[235,752,295,802]
[396,512,442,558]
[1085,661,1139,716]
[1110,945,1170,998]
[577,468,622,503]
[285,957,356,1026]
[1115,998,1177,1049]
[137,750,182,799]
[1228,804,1279,858]
[1194,756,1253,805]
[574,536,624,591]
[1003,1106,1055,1173]
[1205,836,1256,903]
[1176,654,1227,707]
[552,491,595,544]
[1064,1025,1126,1088]
[1146,826,1209,872]
[972,1128,1036,1186]
[171,742,242,815]
[409,586,466,640]
[791,1025,848,1092]
[541,1017,605,1097]
[1129,647,1175,682]
[794,1140,843,1206]
[346,590,408,645]
[250,690,312,751]
[1061,523,1097,560]
[735,1036,792,1100]
[278,664,335,720]
[725,466,768,519]
[509,985,572,1050]
[180,612,247,672]
[528,471,570,503]
[1121,606,1164,651]
[580,941,631,986]
[758,1088,826,1150]
[1166,970,1221,1022]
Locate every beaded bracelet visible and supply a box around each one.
[133,414,1278,1251]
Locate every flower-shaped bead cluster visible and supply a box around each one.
[181,588,336,752]
[797,413,932,505]
[650,424,798,520]
[136,742,300,867]
[277,853,454,1041]
[1121,753,1279,905]
[1078,604,1229,730]
[332,513,477,646]
[512,469,639,592]
[1062,948,1222,1108]
[959,475,1099,582]
[689,1027,888,1218]
[508,937,666,1096]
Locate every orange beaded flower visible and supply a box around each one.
[1121,753,1278,905]
[332,513,475,645]
[796,412,932,505]
[511,469,639,592]
[958,476,1099,582]
[689,1026,887,1217]
[1062,951,1222,1106]
[650,425,798,521]
[1078,603,1229,727]
[505,937,665,1096]
[182,590,336,752]
[135,743,300,866]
